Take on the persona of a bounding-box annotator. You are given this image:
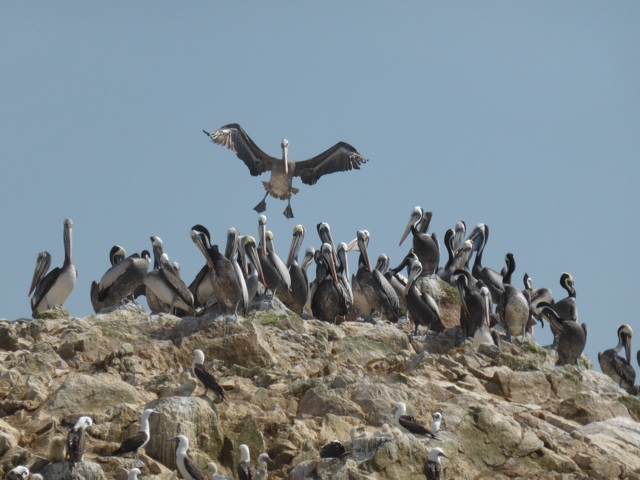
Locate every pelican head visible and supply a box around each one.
[560,272,575,296]
[403,258,423,297]
[190,225,216,272]
[617,324,633,365]
[399,206,423,246]
[281,138,289,173]
[286,224,305,268]
[109,245,126,266]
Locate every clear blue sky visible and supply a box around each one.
[1,3,639,371]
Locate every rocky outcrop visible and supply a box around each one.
[0,305,639,479]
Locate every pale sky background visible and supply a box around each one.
[1,3,639,372]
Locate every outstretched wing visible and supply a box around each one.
[293,142,367,185]
[203,123,273,176]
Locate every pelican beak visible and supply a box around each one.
[358,234,372,272]
[403,262,421,298]
[345,237,359,252]
[399,209,421,246]
[191,230,217,273]
[259,221,267,257]
[247,242,266,287]
[625,334,632,366]
[286,229,303,269]
[455,277,471,319]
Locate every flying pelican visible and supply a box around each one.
[237,444,255,480]
[285,225,310,315]
[93,247,150,311]
[91,245,126,313]
[424,447,449,480]
[598,324,636,392]
[111,408,160,462]
[203,123,367,218]
[192,349,226,403]
[169,434,207,480]
[67,416,92,472]
[29,218,77,317]
[538,305,587,366]
[394,402,437,438]
[399,207,439,276]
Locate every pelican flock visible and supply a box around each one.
[18,123,637,479]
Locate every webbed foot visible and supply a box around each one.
[254,199,267,213]
[283,203,294,219]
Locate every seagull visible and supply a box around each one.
[424,447,449,480]
[395,402,437,438]
[237,444,255,480]
[111,408,160,462]
[67,416,92,472]
[168,434,207,480]
[192,349,226,403]
[203,123,368,218]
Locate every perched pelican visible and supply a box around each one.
[191,225,253,315]
[143,253,195,316]
[111,408,160,461]
[376,253,407,315]
[355,230,400,323]
[285,225,310,315]
[29,218,77,317]
[550,273,578,342]
[311,243,349,323]
[91,246,126,313]
[455,270,485,341]
[203,123,367,218]
[93,247,150,311]
[497,253,530,342]
[401,255,442,337]
[472,287,497,349]
[301,247,317,316]
[128,468,142,480]
[67,416,92,471]
[395,402,437,438]
[522,273,554,327]
[319,440,350,458]
[467,224,504,304]
[240,235,267,304]
[452,221,466,252]
[192,349,226,403]
[141,236,173,313]
[598,324,636,392]
[399,207,439,276]
[237,444,255,480]
[169,434,207,480]
[256,452,270,480]
[539,306,587,366]
[257,216,292,301]
[424,447,449,480]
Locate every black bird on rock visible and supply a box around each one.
[203,123,367,218]
[192,349,226,403]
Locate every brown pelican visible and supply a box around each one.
[240,235,266,305]
[399,207,439,276]
[522,273,554,326]
[237,444,255,480]
[376,253,407,315]
[472,287,497,349]
[467,224,504,304]
[139,236,173,313]
[203,123,368,218]
[285,225,310,315]
[90,245,126,312]
[424,447,449,480]
[399,255,441,337]
[394,402,437,438]
[169,434,206,480]
[539,305,587,366]
[311,243,349,323]
[455,269,485,341]
[355,230,400,323]
[111,408,160,461]
[301,247,317,316]
[192,349,226,403]
[258,216,292,301]
[598,324,635,392]
[553,272,578,322]
[191,225,256,315]
[93,248,150,311]
[497,253,530,342]
[29,218,77,317]
[67,416,92,472]
[143,252,195,316]
[452,221,466,252]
